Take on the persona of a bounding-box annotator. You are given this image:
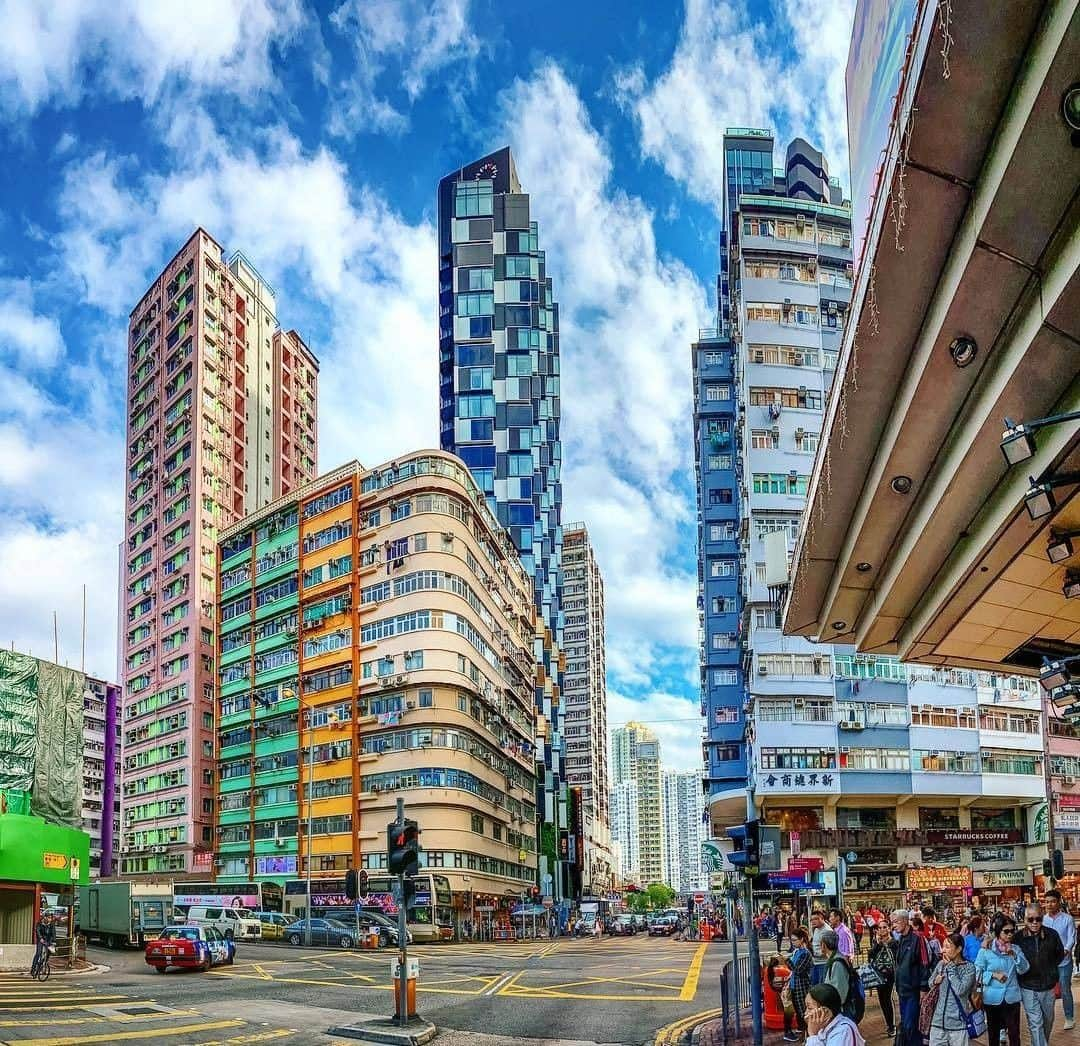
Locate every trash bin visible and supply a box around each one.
[763,962,791,1031]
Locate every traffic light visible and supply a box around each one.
[1054,849,1066,880]
[358,869,369,894]
[345,869,358,901]
[530,885,540,901]
[387,817,420,877]
[726,819,760,873]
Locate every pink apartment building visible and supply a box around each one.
[121,229,318,877]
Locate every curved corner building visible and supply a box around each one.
[214,451,539,926]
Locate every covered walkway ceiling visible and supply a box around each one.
[785,0,1080,673]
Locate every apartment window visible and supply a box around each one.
[454,180,494,218]
[709,523,736,542]
[759,747,836,770]
[708,488,733,505]
[753,473,808,496]
[711,632,737,650]
[710,559,736,578]
[751,429,779,450]
[913,750,979,773]
[455,292,494,317]
[707,454,732,470]
[749,344,819,367]
[754,515,801,542]
[704,384,731,401]
[754,608,780,629]
[981,751,1040,776]
[714,706,741,724]
[749,387,823,410]
[759,653,830,677]
[980,709,1040,734]
[711,597,737,614]
[795,431,820,453]
[471,814,484,834]
[838,748,909,770]
[713,670,739,687]
[704,351,725,366]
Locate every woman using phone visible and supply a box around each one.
[804,983,866,1046]
[975,916,1029,1046]
[789,928,815,1036]
[868,920,898,1036]
[926,932,977,1046]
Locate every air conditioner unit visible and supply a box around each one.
[838,721,863,731]
[793,698,806,707]
[152,845,167,853]
[406,701,416,710]
[758,665,768,676]
[795,427,806,439]
[443,532,454,542]
[394,674,408,685]
[1065,776,1077,785]
[274,837,286,848]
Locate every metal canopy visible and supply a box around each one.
[785,0,1080,674]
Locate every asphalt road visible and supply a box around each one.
[0,935,732,1046]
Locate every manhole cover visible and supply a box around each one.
[115,1006,166,1016]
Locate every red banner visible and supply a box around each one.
[789,857,824,873]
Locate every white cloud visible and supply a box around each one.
[0,0,305,118]
[0,279,64,367]
[328,0,480,135]
[617,0,855,212]
[608,689,704,773]
[497,63,708,695]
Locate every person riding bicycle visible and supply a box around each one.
[33,912,55,972]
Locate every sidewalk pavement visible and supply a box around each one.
[692,1002,890,1046]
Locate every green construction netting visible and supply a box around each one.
[0,650,85,828]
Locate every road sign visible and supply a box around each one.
[790,831,801,856]
[694,893,705,903]
[541,896,554,909]
[767,873,809,889]
[788,857,824,873]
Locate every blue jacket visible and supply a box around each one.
[975,944,1029,1005]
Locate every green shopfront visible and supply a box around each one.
[0,812,89,960]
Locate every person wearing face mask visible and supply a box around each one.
[975,915,1028,1046]
[804,983,866,1046]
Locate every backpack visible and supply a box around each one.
[841,957,866,1024]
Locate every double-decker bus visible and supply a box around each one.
[172,882,284,917]
[284,873,453,942]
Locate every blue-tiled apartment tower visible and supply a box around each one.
[693,331,746,796]
[437,147,568,898]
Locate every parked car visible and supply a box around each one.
[648,915,679,937]
[254,911,295,941]
[145,925,235,973]
[632,914,648,930]
[608,915,637,937]
[359,910,413,948]
[284,918,355,948]
[183,905,261,941]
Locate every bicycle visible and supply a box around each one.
[30,947,52,982]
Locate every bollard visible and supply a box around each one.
[392,956,419,1020]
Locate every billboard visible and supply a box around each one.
[174,890,259,909]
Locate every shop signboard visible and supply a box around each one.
[1058,794,1080,809]
[973,870,1028,888]
[1055,811,1080,833]
[972,846,1016,863]
[789,857,824,873]
[907,866,972,891]
[924,830,1023,846]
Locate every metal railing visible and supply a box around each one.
[719,953,754,1043]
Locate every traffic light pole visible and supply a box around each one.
[746,795,763,1046]
[395,797,409,1027]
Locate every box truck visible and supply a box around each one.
[79,882,174,948]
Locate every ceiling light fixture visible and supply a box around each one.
[1041,659,1072,692]
[1047,530,1080,564]
[1000,412,1080,467]
[855,562,873,573]
[830,621,847,631]
[948,335,978,368]
[1064,83,1080,145]
[1065,571,1080,600]
[1022,472,1080,521]
[890,476,913,495]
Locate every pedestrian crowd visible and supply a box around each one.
[759,893,1080,1046]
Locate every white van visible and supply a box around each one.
[184,905,261,941]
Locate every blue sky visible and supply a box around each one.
[0,0,853,770]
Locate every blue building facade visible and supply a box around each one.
[693,331,747,795]
[437,147,568,896]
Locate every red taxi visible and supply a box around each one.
[145,925,235,973]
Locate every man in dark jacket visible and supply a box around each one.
[891,910,930,1046]
[33,912,55,971]
[1016,904,1064,1046]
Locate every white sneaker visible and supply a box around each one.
[1065,1019,1076,1031]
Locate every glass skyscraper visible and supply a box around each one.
[437,147,568,898]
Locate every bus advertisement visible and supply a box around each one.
[172,882,283,915]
